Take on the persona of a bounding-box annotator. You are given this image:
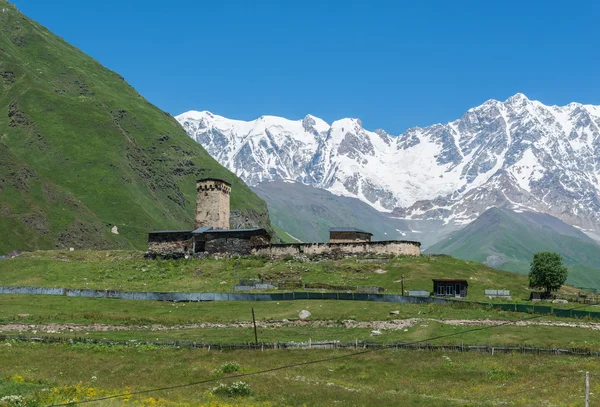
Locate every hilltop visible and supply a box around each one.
[428,207,600,289]
[0,1,272,252]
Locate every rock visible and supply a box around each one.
[390,310,400,315]
[374,269,387,274]
[552,299,568,304]
[370,330,382,336]
[111,225,119,234]
[299,310,311,320]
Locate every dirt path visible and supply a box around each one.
[2,318,600,333]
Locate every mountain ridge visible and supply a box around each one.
[178,93,600,237]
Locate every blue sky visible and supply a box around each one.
[12,0,600,134]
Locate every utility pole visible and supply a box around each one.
[585,371,590,407]
[252,307,259,346]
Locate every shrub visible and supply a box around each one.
[211,381,252,397]
[220,362,241,374]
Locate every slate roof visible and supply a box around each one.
[191,226,213,234]
[204,228,266,233]
[148,230,192,234]
[432,279,469,285]
[329,227,373,235]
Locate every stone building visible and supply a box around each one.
[147,178,270,257]
[147,230,193,257]
[329,227,373,243]
[147,178,421,259]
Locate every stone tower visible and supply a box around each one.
[195,178,231,230]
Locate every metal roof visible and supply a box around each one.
[191,226,213,234]
[329,227,373,235]
[432,279,469,285]
[148,230,192,234]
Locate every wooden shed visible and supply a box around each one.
[432,279,468,298]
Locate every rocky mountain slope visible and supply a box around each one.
[178,94,600,237]
[428,208,600,290]
[0,1,272,252]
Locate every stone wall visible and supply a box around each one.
[195,179,231,230]
[205,237,254,255]
[253,240,421,259]
[147,232,193,257]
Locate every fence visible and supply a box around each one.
[1,334,598,358]
[0,286,447,304]
[555,292,600,305]
[2,286,600,320]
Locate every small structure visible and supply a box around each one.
[329,227,373,243]
[432,279,468,298]
[485,289,511,299]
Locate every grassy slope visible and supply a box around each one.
[0,1,272,252]
[428,208,600,289]
[0,250,580,301]
[1,343,598,406]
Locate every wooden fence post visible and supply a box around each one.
[585,371,590,407]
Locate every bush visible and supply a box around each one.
[211,381,252,397]
[219,362,241,374]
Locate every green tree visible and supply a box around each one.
[529,252,568,295]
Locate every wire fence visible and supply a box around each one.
[2,334,599,357]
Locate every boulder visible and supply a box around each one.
[552,299,568,304]
[390,310,400,315]
[370,330,382,336]
[299,310,311,320]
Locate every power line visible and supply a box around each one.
[46,303,594,407]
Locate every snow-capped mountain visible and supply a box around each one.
[176,93,600,236]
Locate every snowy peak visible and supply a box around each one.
[177,93,600,235]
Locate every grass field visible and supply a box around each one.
[0,295,548,325]
[1,342,599,406]
[0,250,581,303]
[2,252,597,406]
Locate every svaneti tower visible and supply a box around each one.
[195,178,231,230]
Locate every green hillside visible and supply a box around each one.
[0,1,272,252]
[428,208,600,289]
